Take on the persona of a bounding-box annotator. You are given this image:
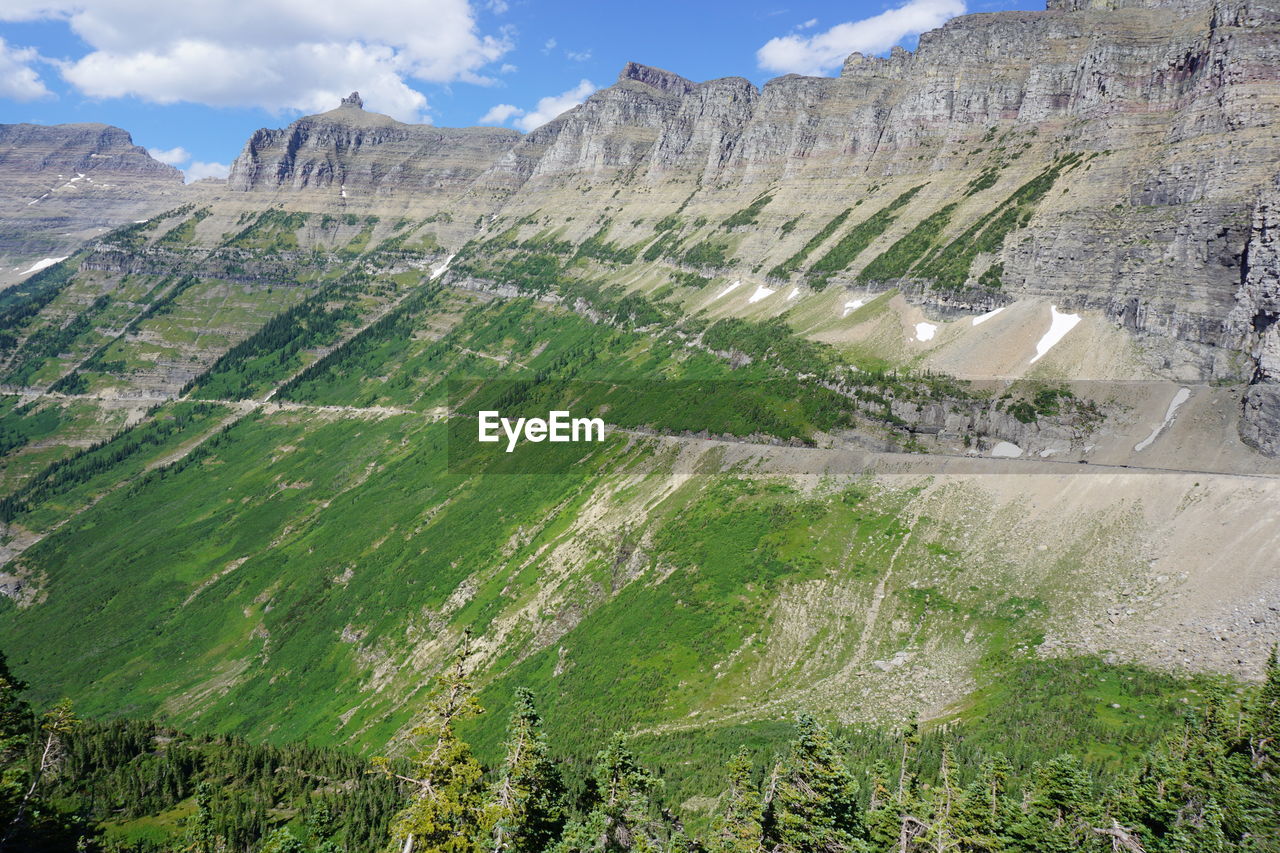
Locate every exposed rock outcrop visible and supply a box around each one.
[1237,175,1280,451]
[0,123,184,283]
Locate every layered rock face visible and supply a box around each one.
[210,0,1277,424]
[1238,176,1280,452]
[0,123,184,282]
[227,93,520,201]
[467,0,1280,381]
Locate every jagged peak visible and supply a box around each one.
[617,62,695,96]
[340,91,364,109]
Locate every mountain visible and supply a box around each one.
[0,0,1278,843]
[0,122,185,286]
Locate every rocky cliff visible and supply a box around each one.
[227,92,520,201]
[0,123,184,283]
[207,0,1279,446]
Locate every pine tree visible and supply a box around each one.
[184,781,223,853]
[1008,755,1095,853]
[951,754,1013,852]
[713,748,762,853]
[762,714,866,853]
[486,687,565,852]
[1251,645,1280,766]
[385,631,488,853]
[552,734,669,852]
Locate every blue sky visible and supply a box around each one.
[0,0,1040,180]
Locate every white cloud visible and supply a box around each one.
[566,49,592,62]
[478,103,521,124]
[0,37,51,101]
[0,1,513,120]
[184,160,230,182]
[477,79,597,133]
[799,18,818,29]
[499,63,518,74]
[147,145,189,165]
[514,79,596,132]
[757,0,965,76]
[542,38,557,53]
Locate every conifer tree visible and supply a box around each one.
[1008,755,1095,853]
[184,782,223,853]
[385,631,488,853]
[486,687,565,853]
[951,754,1013,852]
[552,734,670,852]
[762,714,866,853]
[712,748,762,853]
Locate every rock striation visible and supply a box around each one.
[0,123,183,282]
[67,0,1280,448]
[227,93,519,200]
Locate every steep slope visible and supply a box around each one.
[0,123,185,285]
[0,0,1278,820]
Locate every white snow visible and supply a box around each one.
[990,441,1024,458]
[786,287,801,302]
[340,183,348,198]
[747,284,776,304]
[713,280,743,301]
[842,298,865,318]
[972,305,1007,326]
[1134,387,1192,452]
[18,257,67,276]
[429,254,455,281]
[915,321,937,342]
[1029,305,1080,364]
[134,219,149,224]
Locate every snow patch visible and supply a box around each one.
[19,257,67,276]
[713,280,743,301]
[747,284,776,304]
[340,184,348,198]
[1029,306,1080,364]
[429,254,455,281]
[915,321,937,342]
[990,441,1023,458]
[786,287,801,302]
[1134,387,1192,452]
[134,219,149,224]
[972,305,1007,326]
[842,298,865,318]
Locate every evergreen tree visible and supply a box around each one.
[762,714,866,853]
[552,734,673,852]
[184,781,223,853]
[1008,755,1096,853]
[486,687,566,852]
[260,826,307,853]
[712,748,762,853]
[951,755,1013,852]
[385,632,488,853]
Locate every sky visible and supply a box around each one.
[0,0,1041,182]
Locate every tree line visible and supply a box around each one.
[1,636,1277,852]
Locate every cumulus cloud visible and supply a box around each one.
[147,145,190,165]
[517,79,596,132]
[184,161,230,182]
[477,79,597,133]
[0,37,51,101]
[0,0,513,120]
[757,0,965,76]
[478,103,521,124]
